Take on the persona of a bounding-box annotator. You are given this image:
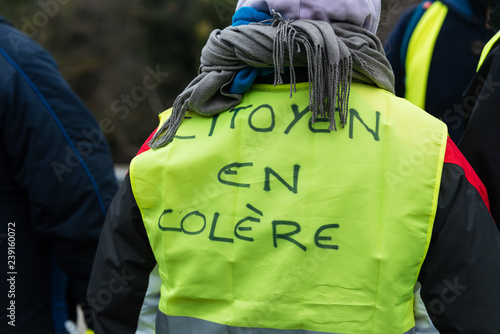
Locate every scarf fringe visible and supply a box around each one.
[272,12,353,132]
[149,95,187,150]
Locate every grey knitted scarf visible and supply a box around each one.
[150,13,394,149]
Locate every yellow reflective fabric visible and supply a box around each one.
[478,30,500,71]
[130,82,447,334]
[405,1,448,109]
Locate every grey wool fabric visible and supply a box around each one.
[149,13,394,149]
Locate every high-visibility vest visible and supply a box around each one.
[405,1,448,109]
[477,30,500,70]
[130,82,447,334]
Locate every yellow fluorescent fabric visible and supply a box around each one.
[405,1,449,109]
[130,82,447,334]
[478,30,500,71]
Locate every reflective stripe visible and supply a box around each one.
[477,30,500,71]
[413,282,439,334]
[155,312,416,334]
[136,265,161,334]
[405,1,448,109]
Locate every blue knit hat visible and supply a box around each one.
[235,0,381,33]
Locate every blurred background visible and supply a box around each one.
[0,0,420,165]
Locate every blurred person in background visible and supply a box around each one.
[384,0,494,142]
[459,0,500,224]
[0,14,118,334]
[88,0,500,333]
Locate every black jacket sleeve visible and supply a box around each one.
[419,144,500,332]
[87,174,157,334]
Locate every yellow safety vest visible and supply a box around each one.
[477,30,500,70]
[405,1,448,109]
[130,82,447,334]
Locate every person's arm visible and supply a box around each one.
[87,174,157,334]
[418,138,500,332]
[459,44,500,223]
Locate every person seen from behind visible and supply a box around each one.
[88,0,500,333]
[384,0,494,143]
[0,14,118,334]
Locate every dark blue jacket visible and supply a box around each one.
[384,0,493,142]
[0,15,118,333]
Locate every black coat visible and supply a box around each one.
[459,34,500,224]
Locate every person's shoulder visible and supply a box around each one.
[487,42,500,65]
[444,137,490,208]
[474,40,500,82]
[0,20,54,70]
[440,0,483,23]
